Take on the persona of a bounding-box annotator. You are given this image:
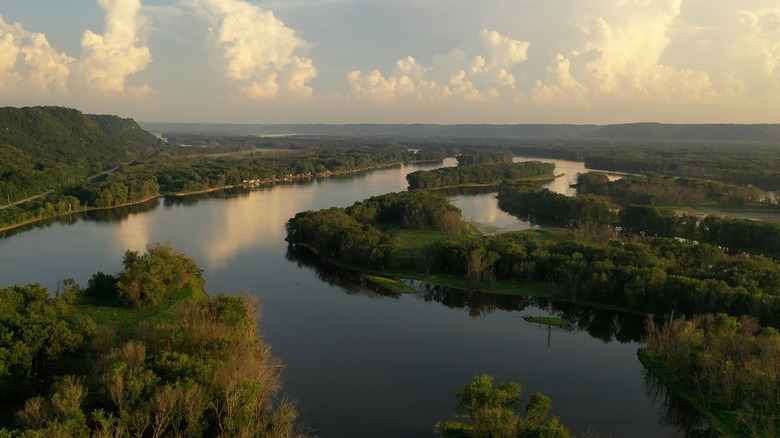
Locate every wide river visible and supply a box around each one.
[0,157,706,437]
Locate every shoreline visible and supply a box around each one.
[0,160,426,234]
[418,173,561,191]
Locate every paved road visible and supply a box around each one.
[0,160,134,210]
[0,190,55,210]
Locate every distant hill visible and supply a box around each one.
[587,123,780,141]
[0,106,164,204]
[140,123,602,139]
[0,106,163,171]
[141,121,780,142]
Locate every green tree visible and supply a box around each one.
[450,375,571,438]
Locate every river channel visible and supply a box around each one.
[0,157,708,437]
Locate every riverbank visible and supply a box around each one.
[637,349,739,437]
[423,173,561,191]
[0,160,430,234]
[0,195,160,234]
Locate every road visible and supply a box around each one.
[0,160,134,210]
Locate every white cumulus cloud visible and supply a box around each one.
[533,54,588,106]
[555,0,722,104]
[738,9,780,75]
[0,15,74,96]
[79,0,153,95]
[346,29,529,102]
[198,0,316,99]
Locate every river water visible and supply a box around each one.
[0,157,700,437]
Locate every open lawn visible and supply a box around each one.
[364,275,417,294]
[525,316,570,326]
[68,277,208,336]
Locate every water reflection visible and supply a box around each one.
[286,244,646,344]
[643,369,719,437]
[85,198,161,221]
[0,199,161,241]
[286,246,401,299]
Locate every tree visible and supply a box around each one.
[467,248,500,291]
[450,375,571,438]
[456,375,523,438]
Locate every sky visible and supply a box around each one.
[1,0,780,124]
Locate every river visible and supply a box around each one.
[0,157,705,437]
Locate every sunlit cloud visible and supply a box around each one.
[0,15,74,97]
[3,0,780,122]
[532,54,588,106]
[197,0,316,99]
[79,0,153,95]
[347,29,529,102]
[738,9,780,76]
[531,0,723,108]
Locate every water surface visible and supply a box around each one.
[0,158,696,437]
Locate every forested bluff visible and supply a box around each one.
[5,105,780,436]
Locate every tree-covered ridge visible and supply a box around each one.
[406,161,555,189]
[0,106,164,205]
[0,244,306,438]
[87,114,165,152]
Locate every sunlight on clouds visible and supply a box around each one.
[532,54,588,106]
[0,15,74,96]
[199,0,316,99]
[561,0,722,104]
[79,0,153,94]
[738,9,780,75]
[347,29,529,102]
[347,56,452,101]
[478,29,529,70]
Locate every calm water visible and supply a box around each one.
[0,158,697,437]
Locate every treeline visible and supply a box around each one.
[0,244,306,437]
[644,313,780,436]
[497,183,780,259]
[497,184,616,228]
[0,144,425,230]
[406,161,555,189]
[425,232,780,326]
[286,190,464,269]
[456,150,514,165]
[507,139,780,191]
[576,171,775,207]
[394,137,780,191]
[288,192,780,326]
[619,205,780,257]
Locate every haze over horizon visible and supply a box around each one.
[2,0,779,125]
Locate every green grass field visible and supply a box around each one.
[364,275,417,294]
[68,277,208,335]
[525,316,570,326]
